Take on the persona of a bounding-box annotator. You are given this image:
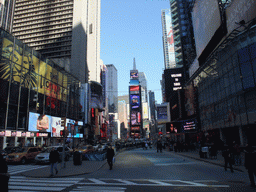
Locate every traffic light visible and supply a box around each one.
[60,130,64,137]
[61,117,66,127]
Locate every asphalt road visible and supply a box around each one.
[65,148,254,192]
[8,148,255,192]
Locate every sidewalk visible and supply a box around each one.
[20,159,107,178]
[171,149,247,173]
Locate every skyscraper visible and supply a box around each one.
[0,0,15,33]
[161,9,177,69]
[11,0,101,83]
[138,72,147,102]
[106,64,118,113]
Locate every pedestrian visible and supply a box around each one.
[157,139,162,153]
[0,153,10,192]
[233,141,242,166]
[244,143,256,188]
[106,145,115,170]
[49,147,59,176]
[222,145,234,173]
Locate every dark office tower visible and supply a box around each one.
[0,0,15,33]
[169,0,196,81]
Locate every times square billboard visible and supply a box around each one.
[129,85,142,138]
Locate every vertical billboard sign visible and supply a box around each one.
[129,84,142,138]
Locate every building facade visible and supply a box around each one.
[106,64,118,113]
[0,0,15,33]
[0,29,81,149]
[11,0,101,84]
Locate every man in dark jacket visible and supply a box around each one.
[49,147,59,176]
[244,144,256,187]
[106,145,115,170]
[0,154,9,192]
[157,139,162,153]
[222,145,234,173]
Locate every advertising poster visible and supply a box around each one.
[51,116,62,137]
[130,70,138,79]
[130,95,140,109]
[130,85,140,94]
[142,103,149,119]
[28,112,52,132]
[131,111,141,126]
[182,119,197,131]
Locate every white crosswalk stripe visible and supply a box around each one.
[71,186,127,192]
[9,176,84,192]
[78,178,229,187]
[8,165,48,175]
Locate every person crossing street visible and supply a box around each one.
[106,145,115,170]
[49,147,59,176]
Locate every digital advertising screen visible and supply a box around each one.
[192,0,221,58]
[130,70,139,79]
[131,111,141,126]
[28,112,52,132]
[130,79,140,85]
[130,94,140,109]
[131,126,140,131]
[182,119,197,131]
[51,116,62,137]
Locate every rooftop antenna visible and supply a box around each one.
[133,57,136,70]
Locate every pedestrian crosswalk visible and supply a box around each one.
[8,165,49,175]
[9,176,84,192]
[77,178,229,187]
[71,186,127,192]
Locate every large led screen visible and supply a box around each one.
[226,0,256,35]
[131,126,140,131]
[131,111,141,126]
[192,0,221,58]
[28,112,52,132]
[51,116,62,137]
[130,70,138,79]
[130,95,140,109]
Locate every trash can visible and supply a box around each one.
[73,151,82,165]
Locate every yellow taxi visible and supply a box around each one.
[6,147,42,164]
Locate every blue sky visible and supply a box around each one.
[101,0,170,104]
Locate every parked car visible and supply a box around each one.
[4,146,22,155]
[74,145,94,160]
[98,144,108,152]
[0,149,7,160]
[6,147,42,164]
[35,146,72,164]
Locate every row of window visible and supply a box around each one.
[13,10,73,24]
[15,1,72,11]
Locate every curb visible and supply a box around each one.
[176,153,244,172]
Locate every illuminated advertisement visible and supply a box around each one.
[51,116,62,137]
[130,70,138,79]
[130,79,139,85]
[131,111,141,126]
[142,102,149,119]
[192,0,221,58]
[156,103,171,124]
[182,119,197,131]
[28,112,52,132]
[130,85,140,94]
[1,38,68,101]
[131,126,140,131]
[130,95,140,109]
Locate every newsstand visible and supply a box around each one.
[73,151,82,165]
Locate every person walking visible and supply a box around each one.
[157,139,162,153]
[49,147,59,176]
[244,144,256,188]
[0,154,10,192]
[222,145,234,173]
[106,145,115,170]
[233,141,242,166]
